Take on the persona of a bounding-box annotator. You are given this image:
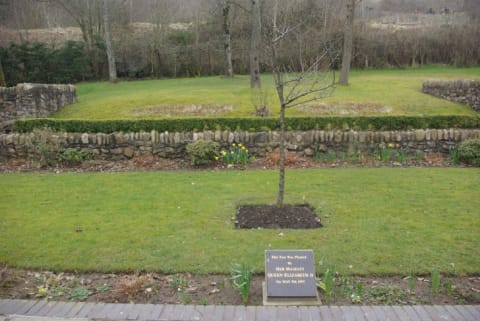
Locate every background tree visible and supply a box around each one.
[52,0,105,78]
[0,56,6,87]
[102,0,117,82]
[339,0,356,85]
[250,0,262,88]
[269,0,335,206]
[220,1,234,77]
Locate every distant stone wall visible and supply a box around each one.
[0,83,76,131]
[423,79,480,112]
[1,129,479,161]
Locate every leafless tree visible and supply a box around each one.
[269,0,335,206]
[339,0,357,85]
[103,0,117,82]
[219,1,234,77]
[250,0,262,88]
[0,57,6,87]
[52,0,104,77]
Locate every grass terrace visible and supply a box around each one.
[0,168,479,276]
[53,66,480,120]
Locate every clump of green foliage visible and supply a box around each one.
[317,265,335,303]
[457,139,480,166]
[68,287,92,301]
[1,41,89,86]
[230,263,253,305]
[59,148,94,166]
[186,140,219,165]
[30,128,60,168]
[368,285,407,305]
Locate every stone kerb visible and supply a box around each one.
[1,129,480,161]
[0,83,76,132]
[423,79,480,112]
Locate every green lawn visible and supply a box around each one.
[0,168,479,276]
[54,66,479,120]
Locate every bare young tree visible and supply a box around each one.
[269,0,335,207]
[102,0,117,82]
[339,0,356,85]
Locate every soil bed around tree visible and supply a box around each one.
[235,204,322,229]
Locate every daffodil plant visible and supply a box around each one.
[218,143,252,165]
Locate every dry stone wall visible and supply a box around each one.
[423,79,480,112]
[1,129,479,161]
[0,83,76,131]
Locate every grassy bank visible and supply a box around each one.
[0,168,478,275]
[53,66,479,119]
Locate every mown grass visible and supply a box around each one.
[0,168,478,276]
[54,66,479,120]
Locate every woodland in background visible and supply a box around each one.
[0,0,479,86]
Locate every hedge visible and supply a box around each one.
[13,115,480,134]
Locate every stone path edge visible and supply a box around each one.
[0,299,479,321]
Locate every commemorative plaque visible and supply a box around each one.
[263,250,320,305]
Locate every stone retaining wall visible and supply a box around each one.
[422,79,480,112]
[1,129,479,161]
[0,83,76,131]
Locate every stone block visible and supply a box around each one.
[111,148,123,155]
[415,129,425,141]
[382,131,391,142]
[256,132,267,143]
[304,148,314,156]
[334,131,343,143]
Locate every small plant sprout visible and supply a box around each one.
[317,265,335,302]
[171,275,188,290]
[431,269,441,295]
[407,274,415,294]
[68,287,92,301]
[379,145,392,161]
[230,263,254,305]
[96,283,111,292]
[36,287,48,298]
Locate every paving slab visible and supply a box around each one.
[45,302,77,317]
[460,305,480,321]
[8,316,89,321]
[1,300,480,321]
[390,306,412,321]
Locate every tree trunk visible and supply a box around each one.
[339,0,355,85]
[277,101,286,207]
[250,0,261,88]
[0,56,6,87]
[195,8,202,76]
[103,0,117,82]
[222,3,233,78]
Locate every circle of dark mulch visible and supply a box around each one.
[235,204,322,229]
